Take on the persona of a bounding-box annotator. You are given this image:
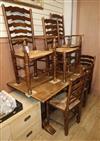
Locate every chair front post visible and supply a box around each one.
[23,40,32,95]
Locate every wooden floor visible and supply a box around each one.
[32,93,100,141]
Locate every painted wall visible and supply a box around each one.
[0,0,64,37]
[77,0,100,95]
[64,0,77,35]
[64,0,72,35]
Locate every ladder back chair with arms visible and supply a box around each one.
[46,73,85,136]
[2,5,53,94]
[42,17,80,82]
[50,13,82,69]
[80,55,96,106]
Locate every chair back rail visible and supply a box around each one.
[42,17,60,50]
[80,55,95,67]
[2,5,36,51]
[80,55,96,106]
[66,75,84,109]
[50,13,65,43]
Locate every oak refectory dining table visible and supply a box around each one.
[8,70,82,135]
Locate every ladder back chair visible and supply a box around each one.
[80,55,96,106]
[50,13,82,68]
[42,17,66,79]
[2,5,52,94]
[46,73,85,135]
[42,17,80,82]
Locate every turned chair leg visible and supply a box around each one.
[83,80,90,107]
[46,102,50,124]
[76,104,81,123]
[46,56,51,76]
[64,112,69,136]
[83,90,87,107]
[12,54,20,84]
[88,78,92,93]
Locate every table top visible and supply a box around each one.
[8,79,68,103]
[8,71,82,103]
[31,80,69,102]
[31,72,82,102]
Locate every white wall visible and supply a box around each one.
[0,0,78,37]
[64,0,72,35]
[72,0,77,34]
[64,0,77,35]
[77,0,100,95]
[0,0,64,37]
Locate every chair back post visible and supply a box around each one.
[78,35,83,57]
[29,9,36,50]
[56,19,61,46]
[52,37,57,81]
[42,17,49,50]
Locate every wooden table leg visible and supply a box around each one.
[41,103,56,135]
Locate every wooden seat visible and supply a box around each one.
[46,73,85,136]
[2,5,53,94]
[80,55,96,106]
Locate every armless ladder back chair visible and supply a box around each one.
[46,73,85,136]
[80,55,95,106]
